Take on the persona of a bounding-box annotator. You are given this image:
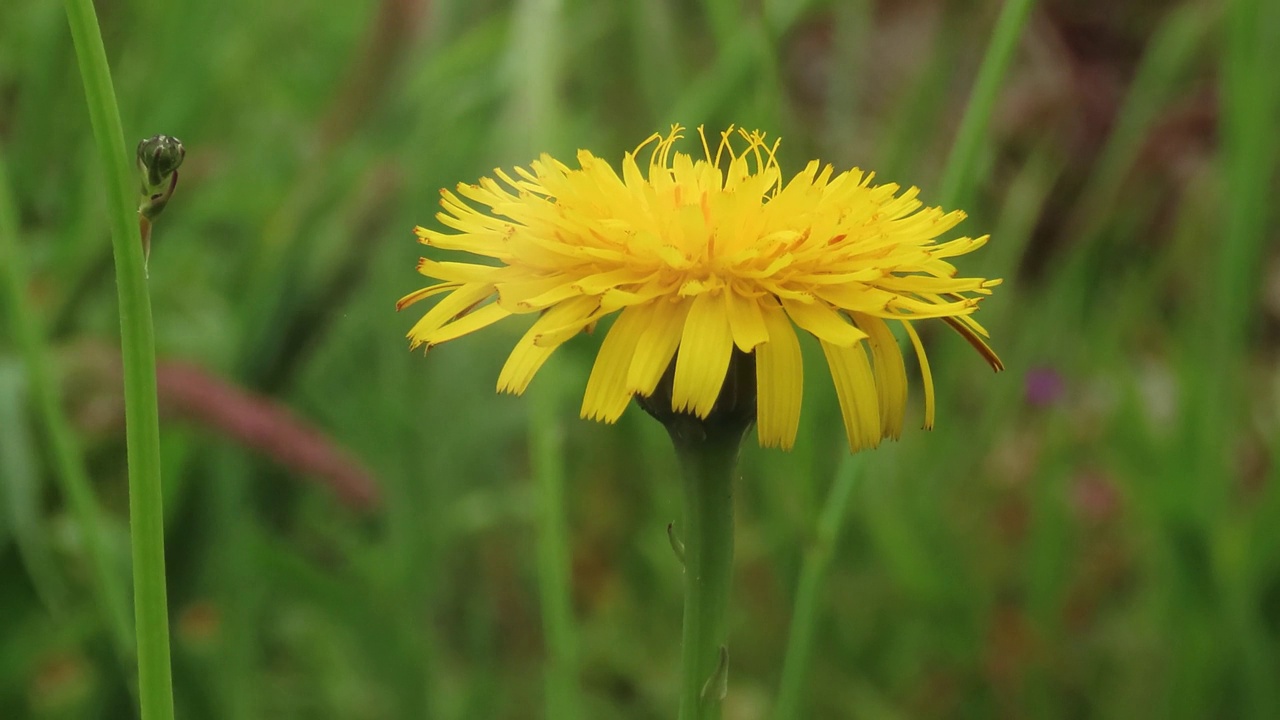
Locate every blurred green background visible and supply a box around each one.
[2,0,1279,717]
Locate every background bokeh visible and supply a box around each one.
[2,0,1279,717]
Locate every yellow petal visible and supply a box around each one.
[725,291,769,352]
[419,302,510,348]
[810,284,884,313]
[396,282,460,311]
[495,274,577,309]
[755,303,803,449]
[672,292,734,418]
[626,298,692,396]
[416,257,499,284]
[854,313,907,439]
[509,281,583,311]
[820,339,881,452]
[573,267,656,295]
[789,268,886,285]
[533,302,609,347]
[406,283,494,349]
[600,280,677,312]
[581,305,648,422]
[497,297,601,394]
[873,275,990,295]
[882,294,976,318]
[901,320,935,430]
[782,298,868,346]
[929,234,987,258]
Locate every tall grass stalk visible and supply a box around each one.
[529,380,582,720]
[1200,0,1280,715]
[0,150,136,671]
[771,454,864,720]
[936,0,1038,210]
[212,450,256,720]
[1064,3,1206,252]
[1216,0,1280,359]
[62,0,174,717]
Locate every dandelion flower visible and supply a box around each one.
[399,126,1002,452]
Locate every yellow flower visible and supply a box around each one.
[400,126,1002,452]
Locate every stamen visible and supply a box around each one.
[632,132,664,162]
[740,129,764,173]
[653,124,684,171]
[714,125,736,168]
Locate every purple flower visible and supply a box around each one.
[1025,367,1064,407]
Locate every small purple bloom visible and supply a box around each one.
[1025,367,1064,407]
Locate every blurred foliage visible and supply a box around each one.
[1,0,1279,718]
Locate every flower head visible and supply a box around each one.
[400,126,1002,451]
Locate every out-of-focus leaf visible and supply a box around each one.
[0,359,68,612]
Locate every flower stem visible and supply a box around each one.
[674,433,739,720]
[772,453,865,719]
[528,381,582,720]
[62,1,174,718]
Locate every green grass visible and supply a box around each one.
[1,0,1278,718]
[62,0,174,716]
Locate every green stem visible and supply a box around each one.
[212,450,256,720]
[772,454,864,720]
[62,1,174,718]
[0,147,136,671]
[528,381,581,720]
[675,434,738,720]
[936,0,1038,210]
